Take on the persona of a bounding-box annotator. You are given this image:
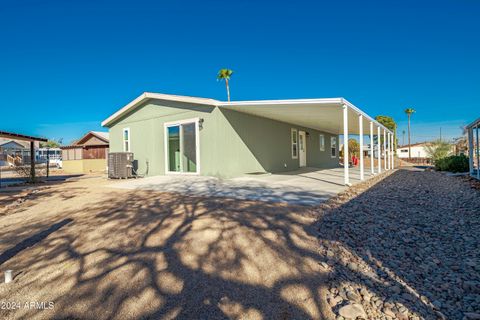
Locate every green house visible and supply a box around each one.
[102,92,392,182]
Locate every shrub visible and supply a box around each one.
[434,154,469,173]
[425,139,452,162]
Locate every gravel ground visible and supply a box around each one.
[0,168,478,319]
[317,168,480,320]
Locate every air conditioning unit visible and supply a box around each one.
[108,152,134,179]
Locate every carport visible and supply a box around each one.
[0,130,48,186]
[221,98,395,185]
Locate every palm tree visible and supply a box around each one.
[404,108,416,160]
[217,68,233,101]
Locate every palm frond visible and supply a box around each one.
[217,68,233,80]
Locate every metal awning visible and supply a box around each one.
[219,98,392,135]
[0,130,48,142]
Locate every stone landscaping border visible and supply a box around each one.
[314,167,480,320]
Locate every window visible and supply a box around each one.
[123,128,130,152]
[331,136,337,158]
[401,149,408,153]
[291,128,298,159]
[319,134,325,151]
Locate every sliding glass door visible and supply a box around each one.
[165,119,199,174]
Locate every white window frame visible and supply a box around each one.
[123,128,130,152]
[164,118,201,175]
[291,128,298,159]
[331,136,337,158]
[319,134,325,151]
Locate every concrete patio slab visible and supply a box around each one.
[108,167,374,206]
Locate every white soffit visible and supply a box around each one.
[220,99,389,135]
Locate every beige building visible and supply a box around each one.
[61,131,109,174]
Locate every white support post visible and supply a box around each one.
[468,127,474,176]
[383,129,387,170]
[370,121,374,174]
[359,115,364,181]
[391,132,395,169]
[377,126,381,173]
[343,105,350,186]
[387,132,391,170]
[370,121,375,175]
[476,125,479,179]
[389,132,393,169]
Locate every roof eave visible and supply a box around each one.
[101,92,221,127]
[101,93,394,134]
[0,130,48,142]
[222,97,394,134]
[341,98,394,134]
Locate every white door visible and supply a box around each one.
[299,131,307,167]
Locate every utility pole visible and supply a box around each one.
[402,130,405,146]
[440,127,442,141]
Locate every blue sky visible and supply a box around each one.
[1,0,478,144]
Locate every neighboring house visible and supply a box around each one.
[102,92,393,182]
[397,142,456,164]
[0,139,40,166]
[0,140,28,151]
[397,142,431,160]
[467,117,480,179]
[61,131,109,173]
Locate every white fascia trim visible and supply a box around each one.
[221,98,344,106]
[87,131,109,143]
[222,98,393,134]
[101,92,220,127]
[342,99,394,135]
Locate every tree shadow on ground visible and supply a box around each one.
[0,218,72,265]
[0,189,334,319]
[1,169,476,319]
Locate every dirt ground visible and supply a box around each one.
[1,169,478,320]
[0,175,335,320]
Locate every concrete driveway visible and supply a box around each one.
[109,167,369,206]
